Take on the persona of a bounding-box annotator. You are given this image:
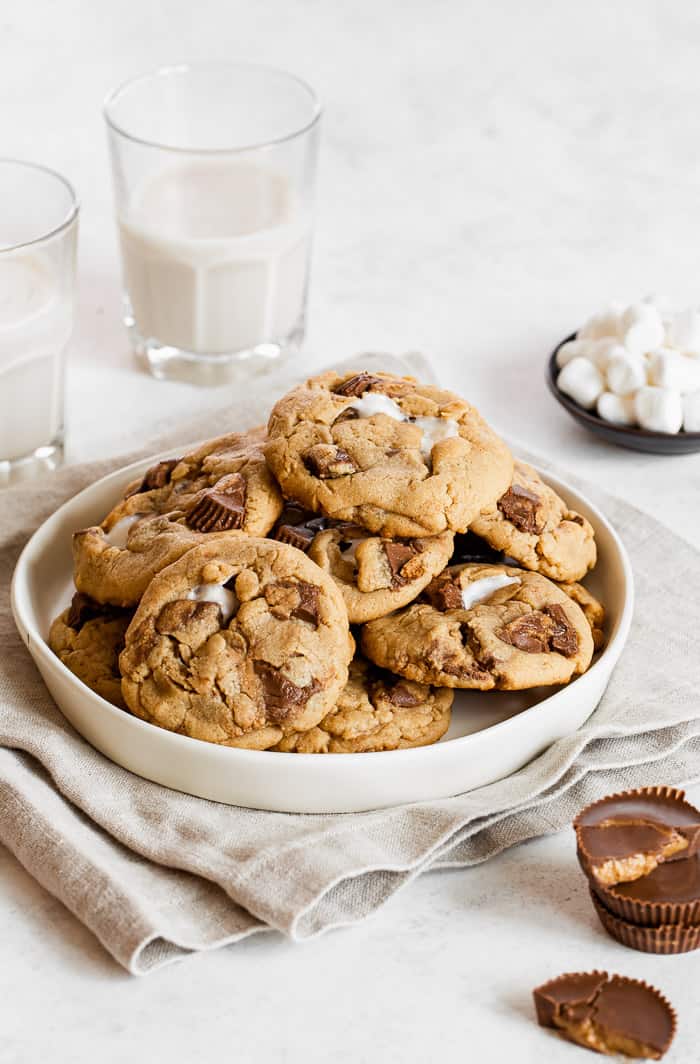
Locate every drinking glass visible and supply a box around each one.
[104,63,321,384]
[0,160,78,485]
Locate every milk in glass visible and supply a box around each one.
[118,160,311,355]
[0,253,71,462]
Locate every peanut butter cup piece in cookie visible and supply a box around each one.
[361,563,593,690]
[120,425,283,535]
[264,371,513,537]
[274,653,453,753]
[470,460,596,583]
[119,537,353,749]
[49,593,132,708]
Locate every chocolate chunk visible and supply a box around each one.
[304,444,357,478]
[291,582,320,626]
[130,458,180,496]
[186,473,247,532]
[387,683,421,708]
[275,524,317,551]
[534,971,676,1059]
[545,603,579,657]
[155,599,222,644]
[334,373,384,397]
[498,612,551,653]
[254,663,320,723]
[498,483,544,535]
[382,541,418,587]
[425,575,464,612]
[273,511,328,552]
[497,606,579,657]
[67,592,106,630]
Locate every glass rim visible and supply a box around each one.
[103,61,323,155]
[0,158,79,254]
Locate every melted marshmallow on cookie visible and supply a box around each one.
[186,582,238,622]
[348,394,458,458]
[103,513,146,548]
[460,573,521,609]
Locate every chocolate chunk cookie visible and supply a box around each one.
[273,505,454,623]
[470,460,596,582]
[273,653,453,753]
[119,537,354,749]
[49,593,132,708]
[361,563,594,690]
[120,425,283,534]
[265,371,513,537]
[73,428,283,608]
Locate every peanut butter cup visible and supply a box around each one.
[533,970,676,1059]
[574,786,700,927]
[590,889,700,955]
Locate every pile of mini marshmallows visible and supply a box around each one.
[555,301,700,433]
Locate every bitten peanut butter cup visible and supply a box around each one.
[591,889,700,955]
[574,786,700,927]
[533,970,676,1059]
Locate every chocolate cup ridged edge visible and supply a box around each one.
[576,844,700,928]
[574,785,700,928]
[573,785,695,831]
[591,889,700,955]
[535,963,678,1055]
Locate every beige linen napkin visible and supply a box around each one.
[2,354,700,974]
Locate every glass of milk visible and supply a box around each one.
[104,63,321,384]
[0,160,78,485]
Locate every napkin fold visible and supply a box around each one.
[1,353,699,975]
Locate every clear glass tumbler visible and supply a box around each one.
[104,63,321,384]
[0,160,78,485]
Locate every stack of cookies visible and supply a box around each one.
[50,370,605,754]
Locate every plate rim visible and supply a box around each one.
[11,449,635,767]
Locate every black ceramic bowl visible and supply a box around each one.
[547,335,700,455]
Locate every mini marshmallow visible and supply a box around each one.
[605,349,647,396]
[665,308,700,356]
[683,391,700,432]
[557,357,605,410]
[634,386,683,434]
[596,392,637,426]
[647,348,700,394]
[556,339,591,369]
[578,303,623,341]
[588,338,627,373]
[620,302,665,356]
[557,337,617,371]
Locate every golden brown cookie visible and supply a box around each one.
[273,653,453,753]
[49,592,132,708]
[470,460,596,582]
[361,563,594,690]
[73,427,283,607]
[265,370,513,537]
[119,536,354,749]
[272,503,454,623]
[559,581,605,650]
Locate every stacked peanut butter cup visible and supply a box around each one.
[574,786,700,954]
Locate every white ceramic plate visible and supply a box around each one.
[11,456,634,813]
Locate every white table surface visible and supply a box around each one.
[3,1,700,1060]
